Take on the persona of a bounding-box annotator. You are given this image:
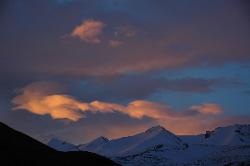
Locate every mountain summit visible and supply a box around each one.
[71,125,185,157]
[145,125,166,134]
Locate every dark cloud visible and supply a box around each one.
[0,0,249,78]
[0,0,250,143]
[67,75,241,101]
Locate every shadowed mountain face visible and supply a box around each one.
[0,122,119,166]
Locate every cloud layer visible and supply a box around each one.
[1,1,249,77]
[1,0,250,140]
[109,40,123,47]
[77,75,239,101]
[12,81,243,135]
[12,81,224,121]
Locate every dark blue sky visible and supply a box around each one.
[0,0,250,143]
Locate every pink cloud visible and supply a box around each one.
[189,103,222,115]
[70,19,105,44]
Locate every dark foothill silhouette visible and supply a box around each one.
[0,122,119,166]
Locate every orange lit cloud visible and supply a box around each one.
[70,19,105,44]
[13,82,250,135]
[124,100,172,119]
[12,92,172,122]
[12,82,224,124]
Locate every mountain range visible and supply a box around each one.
[48,124,250,166]
[0,122,119,166]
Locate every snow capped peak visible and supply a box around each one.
[48,138,78,152]
[143,125,182,144]
[88,125,185,156]
[46,124,250,166]
[145,125,166,134]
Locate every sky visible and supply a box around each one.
[0,0,250,144]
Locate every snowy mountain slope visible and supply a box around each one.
[48,138,79,152]
[113,124,250,166]
[179,134,204,144]
[81,125,186,157]
[115,144,250,166]
[47,124,250,166]
[79,136,109,152]
[202,124,250,145]
[179,124,250,146]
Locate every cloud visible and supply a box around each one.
[11,81,250,135]
[1,0,249,141]
[12,86,171,121]
[70,19,105,44]
[12,81,223,122]
[114,25,136,37]
[109,40,123,47]
[13,90,220,123]
[1,0,250,78]
[76,76,240,101]
[189,103,222,115]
